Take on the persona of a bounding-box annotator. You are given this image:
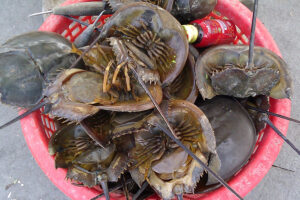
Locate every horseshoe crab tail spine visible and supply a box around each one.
[99,179,110,200]
[122,175,130,200]
[28,10,53,17]
[263,117,300,156]
[155,123,244,200]
[63,15,90,27]
[247,105,300,124]
[176,194,184,200]
[130,65,243,199]
[132,181,148,200]
[29,2,108,17]
[247,0,259,68]
[90,181,132,200]
[0,101,49,130]
[129,66,179,140]
[73,10,105,48]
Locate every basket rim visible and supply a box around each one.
[21,0,291,199]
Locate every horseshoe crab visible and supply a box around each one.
[48,124,97,168]
[99,2,189,86]
[107,0,172,11]
[0,31,77,108]
[195,45,292,99]
[107,0,217,23]
[49,123,131,199]
[171,0,217,23]
[111,100,218,199]
[197,96,256,190]
[44,68,162,121]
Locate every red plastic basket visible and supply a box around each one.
[20,0,291,199]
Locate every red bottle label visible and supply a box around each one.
[191,19,237,48]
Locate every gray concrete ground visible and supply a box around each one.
[0,0,299,200]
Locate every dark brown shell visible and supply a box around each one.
[195,45,292,99]
[0,31,76,108]
[172,0,217,23]
[107,0,170,11]
[80,111,113,148]
[3,31,76,78]
[197,96,256,188]
[100,2,189,85]
[163,52,198,103]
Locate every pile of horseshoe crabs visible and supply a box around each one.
[0,1,292,199]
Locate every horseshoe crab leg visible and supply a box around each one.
[103,60,114,93]
[246,0,259,69]
[124,66,131,91]
[0,101,49,130]
[112,61,126,85]
[2,23,122,130]
[262,116,300,156]
[246,105,300,124]
[129,66,243,200]
[132,181,148,200]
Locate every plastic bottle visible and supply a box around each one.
[183,19,237,48]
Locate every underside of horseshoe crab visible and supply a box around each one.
[99,2,189,86]
[109,100,218,199]
[49,124,131,189]
[44,68,163,121]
